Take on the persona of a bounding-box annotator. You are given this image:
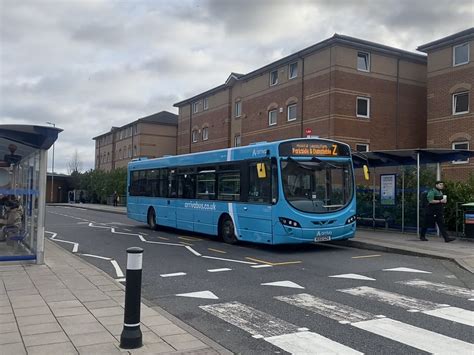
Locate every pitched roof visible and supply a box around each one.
[417,28,474,52]
[174,33,426,107]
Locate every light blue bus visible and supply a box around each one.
[127,138,356,245]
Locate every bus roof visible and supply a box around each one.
[128,138,351,170]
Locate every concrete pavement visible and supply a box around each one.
[0,237,230,354]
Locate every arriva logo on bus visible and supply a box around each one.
[316,231,333,237]
[252,148,267,157]
[184,202,217,211]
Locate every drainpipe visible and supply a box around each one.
[396,58,400,149]
[189,103,193,153]
[328,46,332,138]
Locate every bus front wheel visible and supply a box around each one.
[220,216,237,244]
[147,208,157,230]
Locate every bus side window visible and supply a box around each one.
[248,161,271,204]
[178,174,196,199]
[217,171,240,201]
[168,170,177,198]
[197,171,216,200]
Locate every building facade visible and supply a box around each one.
[418,28,474,181]
[174,34,427,156]
[93,111,178,172]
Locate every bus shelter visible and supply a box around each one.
[352,149,474,235]
[0,125,61,263]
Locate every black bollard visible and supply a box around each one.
[120,247,143,349]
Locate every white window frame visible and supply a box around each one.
[203,97,209,110]
[356,97,370,118]
[357,52,370,72]
[452,91,469,115]
[453,43,469,67]
[234,134,241,147]
[202,127,209,141]
[270,70,278,86]
[192,130,198,143]
[268,109,277,126]
[235,101,242,117]
[355,143,369,152]
[288,62,298,79]
[452,141,469,164]
[287,104,297,121]
[193,101,199,114]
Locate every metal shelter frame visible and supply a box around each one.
[352,149,474,235]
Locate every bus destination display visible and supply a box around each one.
[279,141,350,157]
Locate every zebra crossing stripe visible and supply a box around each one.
[353,318,473,354]
[200,301,362,354]
[275,293,377,324]
[276,293,473,353]
[397,279,474,299]
[339,286,474,327]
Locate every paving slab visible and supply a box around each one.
[26,341,78,355]
[0,342,26,354]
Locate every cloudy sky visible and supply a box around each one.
[1,0,472,173]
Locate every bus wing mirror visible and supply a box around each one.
[363,165,370,181]
[257,163,267,178]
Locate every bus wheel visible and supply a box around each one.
[220,217,237,244]
[147,208,157,230]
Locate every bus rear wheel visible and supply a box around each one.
[147,208,157,230]
[220,216,237,244]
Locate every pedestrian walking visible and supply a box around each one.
[420,181,455,243]
[113,191,118,207]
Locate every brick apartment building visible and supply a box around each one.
[93,111,177,172]
[174,34,427,156]
[418,28,474,181]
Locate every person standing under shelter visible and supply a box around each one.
[113,191,118,207]
[420,181,455,243]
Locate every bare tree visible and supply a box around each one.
[67,149,83,174]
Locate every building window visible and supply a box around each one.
[355,144,369,152]
[289,62,298,79]
[357,52,370,72]
[357,97,370,118]
[270,70,278,86]
[453,43,469,66]
[453,91,469,115]
[268,109,277,126]
[202,127,209,141]
[234,134,241,147]
[192,130,198,143]
[452,141,469,164]
[193,101,199,114]
[235,101,242,117]
[287,104,297,121]
[203,98,209,110]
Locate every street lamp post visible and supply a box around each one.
[46,122,55,202]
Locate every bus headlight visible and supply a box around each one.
[279,217,301,228]
[345,215,357,224]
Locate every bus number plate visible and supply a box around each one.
[314,236,331,242]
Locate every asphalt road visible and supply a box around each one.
[46,206,474,354]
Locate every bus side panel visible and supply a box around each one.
[193,204,218,236]
[157,198,176,228]
[176,200,194,232]
[235,204,273,244]
[127,196,148,224]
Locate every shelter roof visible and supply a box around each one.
[352,148,474,168]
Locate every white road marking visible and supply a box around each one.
[276,293,377,324]
[202,255,257,265]
[160,272,187,277]
[47,231,79,253]
[329,273,375,281]
[339,286,473,326]
[76,222,89,224]
[382,267,431,273]
[251,264,273,268]
[80,253,112,261]
[185,246,201,256]
[397,279,474,299]
[116,278,126,282]
[145,240,182,246]
[201,301,361,354]
[110,260,124,278]
[261,281,305,289]
[177,291,218,299]
[353,317,473,353]
[208,268,232,273]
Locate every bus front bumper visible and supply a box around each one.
[274,222,356,244]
